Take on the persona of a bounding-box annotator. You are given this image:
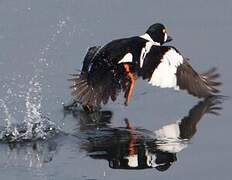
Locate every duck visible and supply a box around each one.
[69,23,220,112]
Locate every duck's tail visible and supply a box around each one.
[69,46,121,111]
[69,71,120,112]
[69,73,98,111]
[68,46,102,111]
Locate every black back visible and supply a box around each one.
[90,37,147,68]
[87,36,148,85]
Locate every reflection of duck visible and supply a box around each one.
[77,96,222,171]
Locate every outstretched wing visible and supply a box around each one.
[142,46,221,98]
[176,62,220,98]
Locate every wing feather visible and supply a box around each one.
[176,60,221,98]
[144,46,221,98]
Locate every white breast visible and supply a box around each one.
[149,49,184,89]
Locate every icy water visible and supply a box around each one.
[0,1,231,180]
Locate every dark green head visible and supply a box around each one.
[145,23,172,45]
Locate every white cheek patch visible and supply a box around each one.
[118,53,133,64]
[140,42,153,68]
[149,49,183,89]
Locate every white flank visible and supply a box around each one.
[149,49,183,89]
[118,53,133,64]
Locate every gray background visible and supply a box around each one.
[0,0,231,179]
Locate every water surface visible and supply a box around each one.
[0,1,231,180]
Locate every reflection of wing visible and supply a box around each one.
[155,96,222,153]
[142,46,221,98]
[179,96,222,139]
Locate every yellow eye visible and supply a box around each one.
[162,29,166,33]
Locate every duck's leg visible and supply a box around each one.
[123,64,136,106]
[124,119,137,156]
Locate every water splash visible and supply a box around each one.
[0,71,59,142]
[0,120,59,143]
[24,76,43,138]
[38,17,70,68]
[0,18,70,143]
[0,99,13,129]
